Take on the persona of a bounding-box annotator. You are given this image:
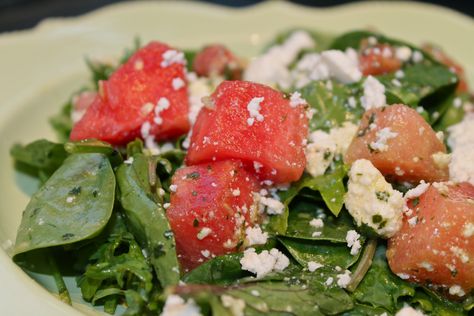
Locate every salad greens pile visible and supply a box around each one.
[10,29,473,315]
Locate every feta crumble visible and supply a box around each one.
[345,230,362,255]
[247,97,265,126]
[161,49,186,68]
[240,248,290,278]
[448,285,466,297]
[360,76,386,110]
[305,122,358,177]
[255,193,285,215]
[197,227,212,240]
[336,270,352,288]
[307,261,324,272]
[244,30,315,89]
[161,294,202,316]
[404,181,430,199]
[221,295,245,316]
[344,159,405,238]
[172,77,185,90]
[289,91,306,108]
[320,49,362,84]
[369,127,398,152]
[395,306,426,316]
[245,225,268,246]
[309,218,324,228]
[448,113,474,185]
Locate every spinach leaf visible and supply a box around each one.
[351,245,415,312]
[268,165,347,235]
[116,153,180,287]
[10,139,68,183]
[301,80,365,131]
[14,153,115,256]
[377,63,457,108]
[341,304,389,316]
[433,93,471,132]
[285,201,356,242]
[227,279,353,315]
[410,289,466,316]
[279,237,360,269]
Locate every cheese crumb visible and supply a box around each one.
[232,189,241,196]
[247,97,265,125]
[395,306,426,316]
[245,225,268,246]
[169,184,178,192]
[161,49,186,68]
[336,270,352,288]
[307,261,324,272]
[463,222,474,237]
[161,295,201,316]
[172,77,185,90]
[360,76,386,110]
[404,181,430,199]
[240,248,290,278]
[221,295,245,316]
[197,227,212,240]
[448,285,466,297]
[289,91,306,108]
[345,230,362,255]
[369,127,398,152]
[344,159,404,238]
[310,218,324,228]
[448,114,474,185]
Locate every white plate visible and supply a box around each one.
[0,1,473,315]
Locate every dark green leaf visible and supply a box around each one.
[116,153,180,287]
[352,245,415,312]
[14,153,115,256]
[49,100,73,142]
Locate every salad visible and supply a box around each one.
[9,28,474,316]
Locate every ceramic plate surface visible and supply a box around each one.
[0,1,473,315]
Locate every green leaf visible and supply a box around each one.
[285,201,357,242]
[301,80,364,132]
[351,245,415,312]
[13,153,115,256]
[378,63,457,108]
[10,139,68,182]
[116,153,180,287]
[410,289,466,316]
[341,304,389,316]
[433,93,470,132]
[279,237,361,269]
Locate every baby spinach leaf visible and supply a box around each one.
[351,245,415,312]
[410,289,466,316]
[11,139,68,183]
[433,93,471,132]
[268,165,347,235]
[116,153,180,287]
[341,304,389,316]
[378,63,457,108]
[14,153,115,256]
[285,200,356,242]
[301,80,364,132]
[279,236,361,269]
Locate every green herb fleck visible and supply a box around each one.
[186,171,200,180]
[193,218,199,227]
[375,191,390,202]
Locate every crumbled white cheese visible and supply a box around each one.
[369,127,398,152]
[395,70,405,79]
[412,51,424,63]
[395,305,426,316]
[431,152,451,169]
[197,227,212,240]
[232,189,241,196]
[66,196,75,203]
[336,270,352,288]
[201,250,210,258]
[404,181,430,199]
[310,218,324,228]
[244,30,315,89]
[291,53,330,88]
[124,157,134,165]
[448,113,474,185]
[325,277,334,286]
[169,184,178,192]
[320,49,362,84]
[450,246,469,263]
[305,122,358,177]
[289,91,306,108]
[463,222,474,237]
[161,49,186,68]
[344,159,405,238]
[448,285,466,297]
[307,261,324,272]
[221,295,245,316]
[360,76,386,110]
[247,97,265,126]
[254,192,285,215]
[240,248,290,278]
[245,225,268,246]
[172,77,185,90]
[345,230,362,255]
[161,294,202,316]
[153,97,171,125]
[395,46,412,61]
[187,75,221,125]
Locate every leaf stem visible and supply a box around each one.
[47,251,72,305]
[347,238,377,292]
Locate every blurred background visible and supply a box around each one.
[0,0,473,33]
